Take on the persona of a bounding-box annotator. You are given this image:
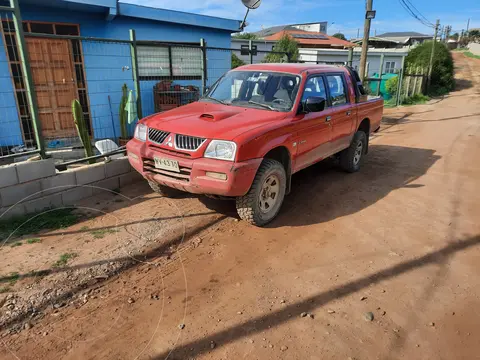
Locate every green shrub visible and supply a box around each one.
[385,76,399,96]
[402,94,430,105]
[231,53,246,69]
[405,42,454,95]
[264,34,299,63]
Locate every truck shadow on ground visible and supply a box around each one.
[152,233,480,360]
[201,145,440,227]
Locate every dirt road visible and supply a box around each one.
[2,53,480,360]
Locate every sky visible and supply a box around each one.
[124,0,479,38]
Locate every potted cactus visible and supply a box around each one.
[72,99,95,164]
[118,83,130,146]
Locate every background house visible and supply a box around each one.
[299,47,408,77]
[253,22,328,38]
[0,0,240,149]
[262,28,355,49]
[352,31,433,48]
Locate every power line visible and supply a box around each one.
[397,0,435,28]
[403,0,434,27]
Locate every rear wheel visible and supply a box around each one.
[148,180,179,197]
[236,159,286,227]
[339,131,367,173]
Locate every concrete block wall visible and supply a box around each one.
[0,157,143,220]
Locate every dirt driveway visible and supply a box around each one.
[1,53,480,360]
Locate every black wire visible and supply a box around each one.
[397,0,436,29]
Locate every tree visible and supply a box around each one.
[332,33,347,41]
[449,32,459,41]
[264,34,299,63]
[469,29,480,42]
[405,41,454,95]
[232,33,258,40]
[232,53,246,69]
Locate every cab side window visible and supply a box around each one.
[301,76,327,103]
[326,74,348,106]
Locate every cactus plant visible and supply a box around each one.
[72,99,94,163]
[119,84,128,140]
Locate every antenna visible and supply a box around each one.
[240,0,262,30]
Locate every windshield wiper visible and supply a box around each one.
[204,96,229,106]
[248,100,278,111]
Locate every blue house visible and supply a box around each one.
[0,0,240,149]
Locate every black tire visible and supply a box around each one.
[236,159,287,227]
[339,131,367,173]
[148,180,179,197]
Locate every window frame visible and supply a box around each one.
[385,61,396,74]
[325,73,350,107]
[136,42,203,81]
[300,74,329,109]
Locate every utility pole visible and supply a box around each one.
[359,0,373,80]
[357,28,360,38]
[466,18,470,34]
[427,19,440,90]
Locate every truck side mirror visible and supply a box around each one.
[304,96,326,113]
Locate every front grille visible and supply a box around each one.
[148,128,170,144]
[143,159,192,183]
[176,134,205,151]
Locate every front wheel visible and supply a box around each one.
[339,131,367,173]
[236,159,286,227]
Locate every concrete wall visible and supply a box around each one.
[0,157,142,220]
[468,42,480,56]
[1,3,234,147]
[231,39,277,64]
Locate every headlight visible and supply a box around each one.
[134,123,147,141]
[204,140,237,161]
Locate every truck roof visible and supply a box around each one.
[233,63,345,74]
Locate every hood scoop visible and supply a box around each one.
[199,110,243,122]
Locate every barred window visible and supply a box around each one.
[137,44,202,79]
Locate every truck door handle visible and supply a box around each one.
[325,116,332,122]
[346,111,352,116]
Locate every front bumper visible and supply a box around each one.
[126,139,262,197]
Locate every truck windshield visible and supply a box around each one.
[203,71,301,112]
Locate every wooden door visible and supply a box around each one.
[26,38,78,138]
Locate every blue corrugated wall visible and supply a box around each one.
[0,4,232,146]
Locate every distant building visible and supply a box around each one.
[262,29,355,49]
[352,31,433,48]
[254,22,328,38]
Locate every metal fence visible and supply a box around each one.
[0,4,289,163]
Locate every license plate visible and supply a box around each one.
[154,157,180,173]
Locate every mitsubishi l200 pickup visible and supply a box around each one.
[127,64,383,226]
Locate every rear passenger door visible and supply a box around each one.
[325,74,355,154]
[293,75,333,172]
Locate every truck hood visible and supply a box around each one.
[143,102,288,141]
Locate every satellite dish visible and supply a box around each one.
[242,0,261,9]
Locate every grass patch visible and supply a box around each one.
[52,252,78,268]
[1,272,20,286]
[0,208,80,242]
[10,241,22,247]
[90,228,119,239]
[464,51,480,60]
[26,238,41,244]
[402,94,430,105]
[0,286,11,293]
[80,226,90,231]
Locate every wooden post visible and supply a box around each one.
[129,29,143,119]
[359,0,373,80]
[427,20,440,91]
[10,0,45,157]
[413,66,420,95]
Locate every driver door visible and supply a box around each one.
[293,75,333,172]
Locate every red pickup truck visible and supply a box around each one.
[127,64,383,226]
